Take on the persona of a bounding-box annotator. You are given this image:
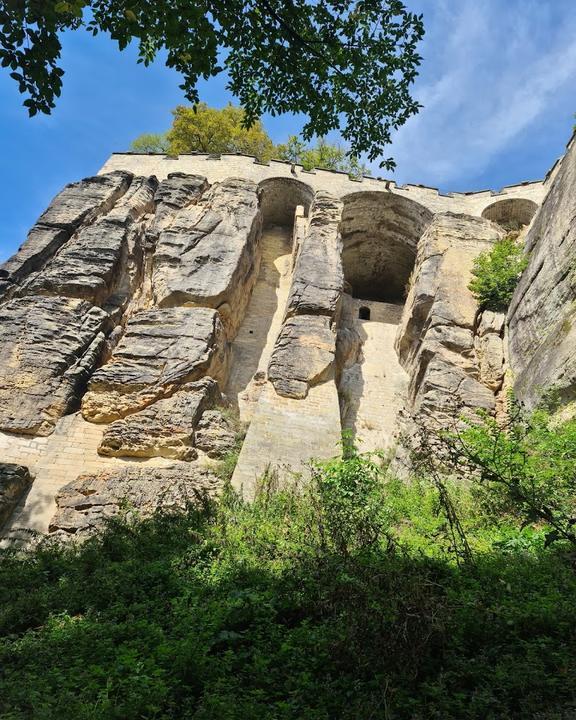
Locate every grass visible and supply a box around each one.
[1,452,576,719]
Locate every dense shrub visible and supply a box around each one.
[469,233,528,311]
[2,439,576,719]
[425,407,576,549]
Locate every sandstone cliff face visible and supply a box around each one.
[27,175,157,305]
[0,171,264,535]
[0,296,108,435]
[507,137,576,409]
[396,213,504,422]
[268,193,343,399]
[152,177,262,334]
[0,172,132,301]
[82,306,228,422]
[3,154,576,537]
[98,378,222,460]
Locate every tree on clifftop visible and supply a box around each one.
[0,0,424,168]
[275,135,368,177]
[163,103,275,160]
[130,105,366,175]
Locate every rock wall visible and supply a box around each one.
[507,135,576,410]
[396,213,504,424]
[2,146,575,538]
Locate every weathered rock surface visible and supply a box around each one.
[268,315,336,399]
[0,172,132,299]
[0,463,33,528]
[195,409,239,458]
[98,378,221,460]
[396,213,503,419]
[507,137,576,408]
[82,306,228,422]
[28,176,157,304]
[153,178,262,334]
[286,192,343,318]
[475,311,505,392]
[147,172,208,242]
[49,465,220,536]
[0,296,108,435]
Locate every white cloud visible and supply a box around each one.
[385,0,576,188]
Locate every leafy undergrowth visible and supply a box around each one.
[1,452,576,719]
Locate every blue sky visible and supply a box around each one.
[1,0,576,261]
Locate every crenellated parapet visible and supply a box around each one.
[99,151,549,219]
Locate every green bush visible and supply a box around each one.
[469,233,528,311]
[441,407,576,548]
[2,442,576,719]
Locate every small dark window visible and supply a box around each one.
[359,306,370,320]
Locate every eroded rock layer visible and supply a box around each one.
[49,465,220,537]
[286,192,343,318]
[0,296,108,435]
[153,177,262,334]
[98,378,222,460]
[27,176,157,304]
[268,315,337,399]
[268,192,342,399]
[507,136,576,408]
[396,213,504,421]
[0,171,132,300]
[82,307,227,422]
[0,464,33,528]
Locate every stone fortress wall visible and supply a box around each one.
[1,133,576,541]
[100,151,550,217]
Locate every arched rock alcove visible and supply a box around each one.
[226,177,315,421]
[340,192,433,302]
[337,192,433,453]
[481,198,538,230]
[258,177,314,227]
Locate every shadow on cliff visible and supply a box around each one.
[339,318,367,446]
[225,225,290,409]
[1,493,576,719]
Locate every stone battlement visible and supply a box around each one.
[99,152,550,218]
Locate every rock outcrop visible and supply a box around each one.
[268,315,337,399]
[82,307,228,422]
[285,192,343,318]
[195,409,239,458]
[507,136,576,409]
[0,172,132,300]
[98,378,222,460]
[396,213,503,421]
[49,465,220,537]
[147,172,209,243]
[475,311,506,392]
[28,176,157,305]
[268,193,342,399]
[153,178,262,334]
[0,464,33,528]
[0,296,108,435]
